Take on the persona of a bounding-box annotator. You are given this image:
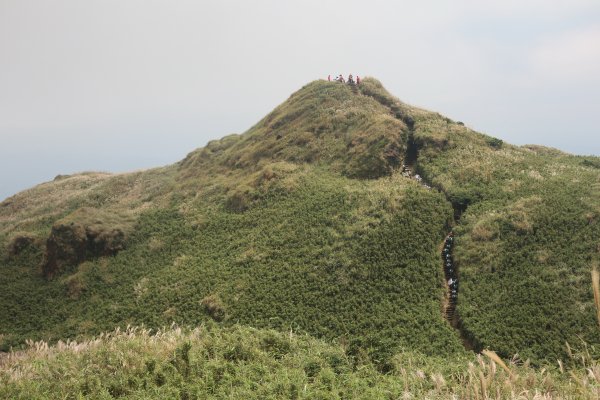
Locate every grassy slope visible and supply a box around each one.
[180,80,408,179]
[2,324,598,399]
[0,77,599,371]
[0,167,177,242]
[0,167,464,363]
[413,112,600,362]
[351,79,600,363]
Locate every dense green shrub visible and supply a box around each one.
[486,137,503,149]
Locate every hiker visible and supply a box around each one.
[339,74,345,83]
[356,76,360,85]
[348,74,355,84]
[328,75,331,81]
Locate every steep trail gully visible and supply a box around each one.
[342,83,480,350]
[355,84,481,351]
[402,125,480,351]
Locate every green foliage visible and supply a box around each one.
[486,137,503,149]
[411,110,600,363]
[0,76,598,378]
[1,324,598,399]
[0,167,463,365]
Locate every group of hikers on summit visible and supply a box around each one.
[327,74,360,85]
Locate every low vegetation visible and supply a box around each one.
[409,109,600,362]
[1,324,599,399]
[0,168,464,364]
[0,77,599,397]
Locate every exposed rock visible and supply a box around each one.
[41,222,126,279]
[85,225,126,257]
[42,223,87,279]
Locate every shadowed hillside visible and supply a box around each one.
[1,78,599,372]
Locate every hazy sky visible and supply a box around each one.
[1,1,599,201]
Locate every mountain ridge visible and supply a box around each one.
[1,78,598,367]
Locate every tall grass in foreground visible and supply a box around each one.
[1,323,599,399]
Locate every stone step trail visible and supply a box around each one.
[442,232,458,322]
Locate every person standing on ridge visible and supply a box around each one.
[328,75,331,81]
[356,75,360,85]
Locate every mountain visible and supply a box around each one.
[1,78,599,373]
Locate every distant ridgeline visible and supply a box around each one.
[0,78,598,365]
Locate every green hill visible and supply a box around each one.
[1,77,599,374]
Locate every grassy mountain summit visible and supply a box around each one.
[180,79,411,179]
[1,78,599,373]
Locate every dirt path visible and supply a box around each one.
[362,90,482,352]
[402,124,480,351]
[439,232,480,351]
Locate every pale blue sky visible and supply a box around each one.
[1,0,599,201]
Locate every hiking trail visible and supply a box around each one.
[352,85,481,350]
[402,132,481,351]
